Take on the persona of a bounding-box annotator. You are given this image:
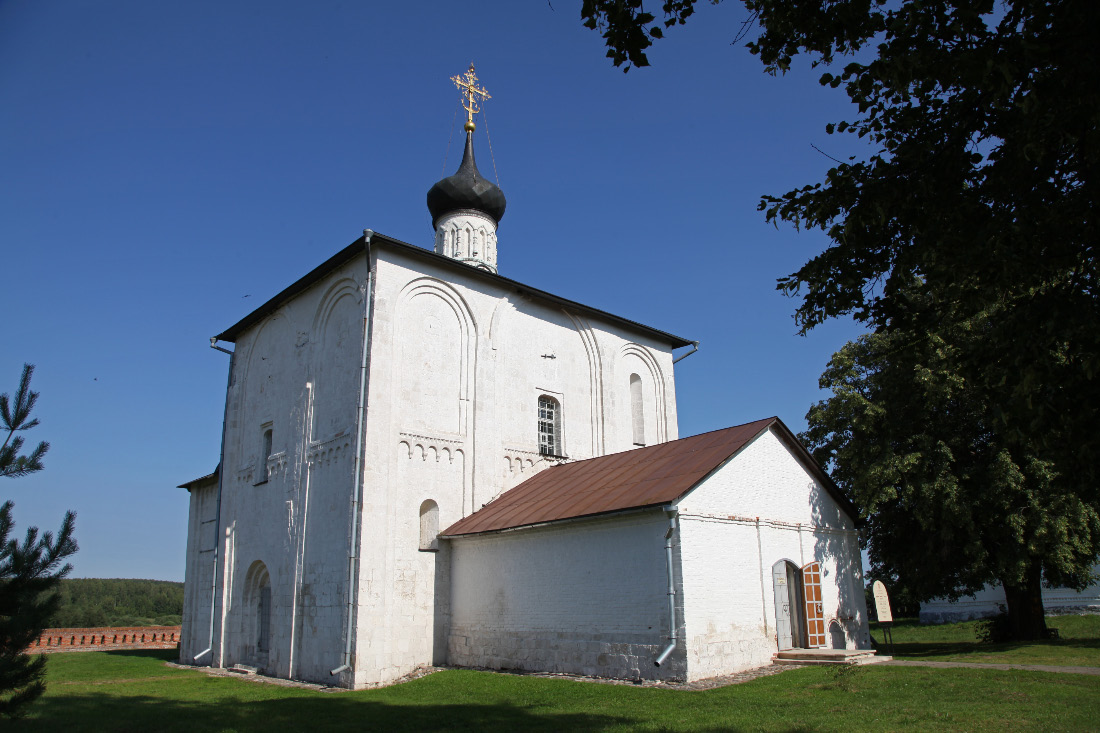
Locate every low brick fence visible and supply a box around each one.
[27,625,182,654]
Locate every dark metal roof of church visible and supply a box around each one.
[441,417,858,537]
[177,465,220,491]
[215,231,693,349]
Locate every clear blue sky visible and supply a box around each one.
[1,1,870,581]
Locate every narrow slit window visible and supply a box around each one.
[630,373,645,446]
[256,426,273,485]
[538,396,561,457]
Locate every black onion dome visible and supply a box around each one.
[427,132,506,227]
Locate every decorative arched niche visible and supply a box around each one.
[242,560,272,664]
[419,500,440,551]
[310,278,363,441]
[393,278,477,437]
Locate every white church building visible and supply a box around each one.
[178,68,872,688]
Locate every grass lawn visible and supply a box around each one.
[873,614,1100,666]
[8,647,1100,732]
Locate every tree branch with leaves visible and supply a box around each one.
[581,0,1100,638]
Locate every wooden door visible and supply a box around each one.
[772,561,793,650]
[802,561,826,648]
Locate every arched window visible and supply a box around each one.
[630,373,645,446]
[419,500,440,551]
[538,396,561,456]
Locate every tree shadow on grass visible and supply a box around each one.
[95,648,180,660]
[11,692,637,732]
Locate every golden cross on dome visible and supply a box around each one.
[451,63,490,132]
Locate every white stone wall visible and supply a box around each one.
[193,239,684,688]
[180,479,218,664]
[676,427,870,679]
[447,511,685,680]
[211,258,369,684]
[349,246,682,687]
[920,566,1100,623]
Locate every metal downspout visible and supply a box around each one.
[654,508,679,667]
[288,382,315,680]
[197,339,234,664]
[332,230,374,679]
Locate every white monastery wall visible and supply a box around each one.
[447,511,685,681]
[350,248,682,686]
[920,565,1100,623]
[677,427,870,678]
[213,257,368,684]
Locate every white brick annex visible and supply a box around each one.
[442,419,871,681]
[177,86,871,687]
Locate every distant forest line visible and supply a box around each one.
[50,578,184,628]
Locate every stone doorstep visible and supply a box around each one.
[773,649,889,666]
[774,656,893,666]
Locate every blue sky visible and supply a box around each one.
[1,1,870,581]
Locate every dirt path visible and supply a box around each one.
[881,660,1100,675]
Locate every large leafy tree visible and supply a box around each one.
[1,365,77,718]
[801,300,1098,639]
[582,0,1099,636]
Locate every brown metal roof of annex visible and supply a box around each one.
[441,417,858,538]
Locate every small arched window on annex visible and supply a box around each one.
[629,373,645,447]
[419,500,440,552]
[537,395,563,457]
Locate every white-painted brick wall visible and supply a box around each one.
[677,428,871,678]
[448,511,686,680]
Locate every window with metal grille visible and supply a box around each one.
[538,396,560,456]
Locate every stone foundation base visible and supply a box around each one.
[447,627,684,681]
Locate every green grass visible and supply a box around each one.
[873,614,1100,666]
[9,647,1100,732]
